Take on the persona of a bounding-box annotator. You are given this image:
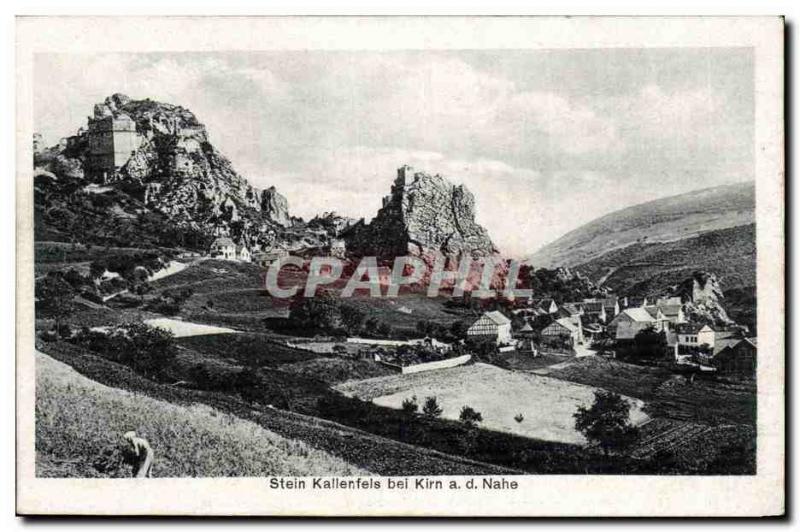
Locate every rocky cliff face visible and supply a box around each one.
[671,271,735,327]
[35,93,292,251]
[345,165,498,260]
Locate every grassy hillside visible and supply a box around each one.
[573,224,756,330]
[527,182,754,268]
[575,224,755,294]
[38,341,518,475]
[35,352,366,478]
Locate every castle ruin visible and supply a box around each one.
[85,114,141,182]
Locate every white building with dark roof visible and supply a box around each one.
[209,237,236,260]
[466,311,513,345]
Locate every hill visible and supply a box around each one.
[34,93,295,252]
[35,351,366,478]
[527,182,755,269]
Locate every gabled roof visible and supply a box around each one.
[675,322,715,334]
[713,338,742,355]
[643,306,663,320]
[581,301,605,313]
[519,322,534,332]
[561,303,583,316]
[658,304,683,317]
[621,308,657,322]
[623,296,649,308]
[485,310,511,326]
[554,317,579,333]
[211,237,235,247]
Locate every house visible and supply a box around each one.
[514,321,535,338]
[582,322,603,343]
[608,307,664,341]
[654,303,685,326]
[713,337,757,377]
[236,244,251,262]
[620,296,650,309]
[675,323,717,351]
[601,297,620,320]
[466,311,513,345]
[541,317,584,348]
[209,237,237,260]
[643,306,670,331]
[579,300,607,323]
[527,297,559,315]
[253,249,289,268]
[558,303,584,318]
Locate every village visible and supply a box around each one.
[200,235,757,380]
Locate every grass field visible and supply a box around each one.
[337,363,649,445]
[541,356,756,426]
[177,333,322,367]
[144,317,239,337]
[35,351,366,478]
[278,358,395,384]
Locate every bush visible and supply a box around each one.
[73,322,177,379]
[35,273,76,332]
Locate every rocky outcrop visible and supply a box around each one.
[260,186,290,227]
[671,271,735,327]
[307,212,359,237]
[345,165,498,260]
[36,93,294,252]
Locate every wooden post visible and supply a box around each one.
[123,431,154,478]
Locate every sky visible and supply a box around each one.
[34,49,754,258]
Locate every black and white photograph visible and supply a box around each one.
[15,15,785,517]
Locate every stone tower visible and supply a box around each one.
[85,113,140,182]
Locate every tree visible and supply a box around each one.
[422,396,443,418]
[459,406,483,427]
[401,396,418,415]
[449,319,469,340]
[116,322,177,378]
[466,336,498,358]
[339,305,365,335]
[35,273,76,334]
[574,390,639,455]
[617,325,668,361]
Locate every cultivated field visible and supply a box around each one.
[337,363,649,445]
[35,352,366,478]
[143,317,239,337]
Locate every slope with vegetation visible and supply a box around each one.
[527,182,754,269]
[36,351,366,478]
